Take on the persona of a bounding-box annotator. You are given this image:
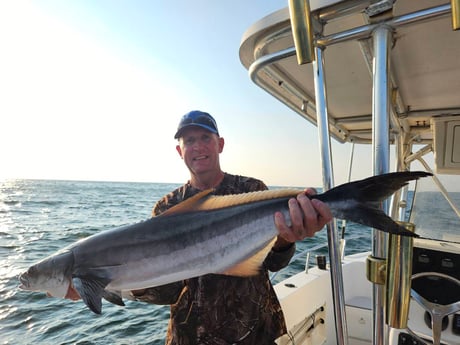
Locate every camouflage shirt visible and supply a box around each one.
[133,173,295,345]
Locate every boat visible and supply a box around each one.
[239,1,460,344]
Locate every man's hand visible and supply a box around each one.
[273,188,332,249]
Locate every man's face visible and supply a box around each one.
[176,127,224,176]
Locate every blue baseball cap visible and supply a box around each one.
[174,110,220,139]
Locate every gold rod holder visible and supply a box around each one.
[452,0,460,30]
[366,255,386,285]
[288,0,315,64]
[386,222,415,329]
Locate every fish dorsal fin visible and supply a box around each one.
[194,189,303,212]
[161,189,216,215]
[161,189,303,216]
[221,237,278,277]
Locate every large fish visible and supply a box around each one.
[18,171,431,314]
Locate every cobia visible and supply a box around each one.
[18,171,431,314]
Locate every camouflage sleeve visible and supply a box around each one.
[152,190,180,216]
[245,178,268,192]
[264,242,296,272]
[151,199,166,216]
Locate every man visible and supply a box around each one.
[132,110,332,345]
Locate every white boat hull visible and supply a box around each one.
[275,252,373,345]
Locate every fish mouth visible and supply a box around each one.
[18,273,29,289]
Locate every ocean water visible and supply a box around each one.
[0,179,372,345]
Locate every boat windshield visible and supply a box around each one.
[409,175,460,243]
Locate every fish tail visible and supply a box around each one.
[314,171,432,237]
[342,201,418,237]
[317,171,432,203]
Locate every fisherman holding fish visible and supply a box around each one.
[131,110,333,345]
[18,110,428,343]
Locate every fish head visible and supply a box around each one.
[19,250,74,298]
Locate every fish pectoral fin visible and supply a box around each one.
[222,237,277,277]
[72,276,111,314]
[102,290,125,307]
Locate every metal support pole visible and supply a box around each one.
[313,45,349,345]
[371,25,392,345]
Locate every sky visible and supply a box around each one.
[0,0,427,187]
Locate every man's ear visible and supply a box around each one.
[176,145,183,158]
[218,137,225,153]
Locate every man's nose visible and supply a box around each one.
[192,138,206,149]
